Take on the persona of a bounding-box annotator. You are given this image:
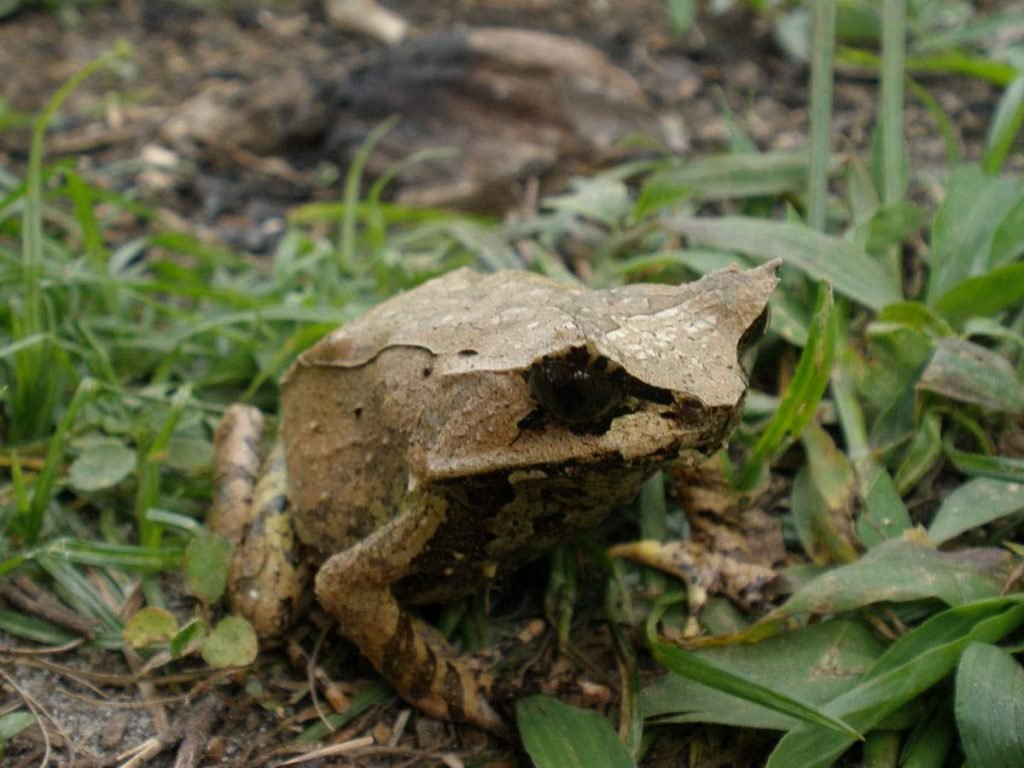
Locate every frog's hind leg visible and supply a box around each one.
[314,491,508,736]
[212,404,310,637]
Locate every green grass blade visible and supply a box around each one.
[906,78,962,167]
[837,47,1017,87]
[18,379,98,543]
[294,683,393,742]
[738,283,835,489]
[899,701,954,768]
[946,446,1024,484]
[21,48,125,337]
[43,538,183,571]
[135,386,189,547]
[340,116,400,276]
[35,556,124,642]
[983,72,1024,176]
[807,0,836,232]
[879,0,906,206]
[913,12,1024,53]
[0,607,79,645]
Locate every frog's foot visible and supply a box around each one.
[314,494,509,736]
[212,404,310,638]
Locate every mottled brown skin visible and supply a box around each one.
[210,263,779,734]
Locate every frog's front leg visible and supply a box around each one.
[314,491,507,736]
[212,404,310,637]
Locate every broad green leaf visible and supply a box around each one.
[856,463,913,547]
[929,478,1024,546]
[793,424,859,564]
[630,180,692,221]
[772,538,1008,619]
[518,695,636,768]
[649,642,861,738]
[861,201,923,255]
[165,435,214,472]
[874,301,953,337]
[667,216,901,310]
[955,643,1024,767]
[68,439,136,492]
[927,166,1022,303]
[766,598,1024,768]
[917,337,1023,414]
[934,262,1024,328]
[859,320,933,418]
[183,534,232,604]
[123,606,179,648]
[643,621,882,731]
[0,710,36,742]
[201,616,258,668]
[543,178,631,228]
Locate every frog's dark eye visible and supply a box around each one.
[527,359,625,425]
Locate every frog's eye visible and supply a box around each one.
[527,358,625,425]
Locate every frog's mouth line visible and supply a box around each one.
[425,399,738,481]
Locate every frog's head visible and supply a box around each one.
[414,260,780,482]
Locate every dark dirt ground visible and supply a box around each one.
[0,1,1006,766]
[0,0,997,249]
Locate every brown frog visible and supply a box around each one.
[210,262,779,734]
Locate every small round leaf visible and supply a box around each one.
[184,534,233,604]
[123,607,179,649]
